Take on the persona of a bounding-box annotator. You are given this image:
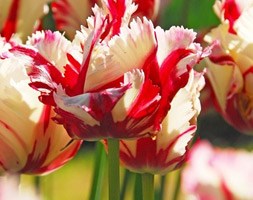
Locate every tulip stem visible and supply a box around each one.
[142,173,154,200]
[89,142,106,200]
[108,139,120,200]
[172,170,181,200]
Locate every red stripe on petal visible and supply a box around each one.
[31,140,81,175]
[106,0,126,36]
[39,105,51,135]
[0,120,27,153]
[142,46,161,86]
[128,78,160,119]
[66,53,81,72]
[1,0,20,40]
[158,126,196,169]
[63,53,81,90]
[10,46,64,105]
[155,49,192,129]
[73,16,109,94]
[0,161,7,171]
[209,55,235,65]
[221,180,234,200]
[243,66,253,78]
[222,0,241,34]
[120,140,135,159]
[20,139,51,174]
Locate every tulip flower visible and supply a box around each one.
[52,0,161,39]
[9,1,208,199]
[0,0,52,41]
[11,0,208,141]
[0,38,81,175]
[119,69,205,175]
[182,141,253,200]
[204,0,253,134]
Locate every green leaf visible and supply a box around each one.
[160,0,219,30]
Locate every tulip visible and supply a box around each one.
[119,69,205,175]
[205,0,253,134]
[11,0,208,141]
[0,0,52,41]
[182,141,253,200]
[0,38,81,175]
[9,1,208,199]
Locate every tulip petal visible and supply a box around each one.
[27,31,72,70]
[108,17,156,76]
[11,45,64,105]
[156,26,197,66]
[234,7,253,43]
[206,58,235,111]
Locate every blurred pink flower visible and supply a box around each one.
[0,0,52,41]
[0,38,81,175]
[0,175,40,200]
[11,0,208,141]
[119,70,205,174]
[205,0,253,134]
[182,141,253,200]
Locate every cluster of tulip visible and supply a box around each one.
[1,0,253,200]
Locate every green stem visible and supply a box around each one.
[42,3,56,31]
[34,176,41,196]
[89,142,107,200]
[172,170,181,200]
[108,139,120,200]
[120,169,131,200]
[156,175,166,200]
[141,173,154,200]
[134,173,142,200]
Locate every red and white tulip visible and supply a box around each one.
[182,141,253,200]
[205,0,253,134]
[11,0,207,141]
[0,38,81,175]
